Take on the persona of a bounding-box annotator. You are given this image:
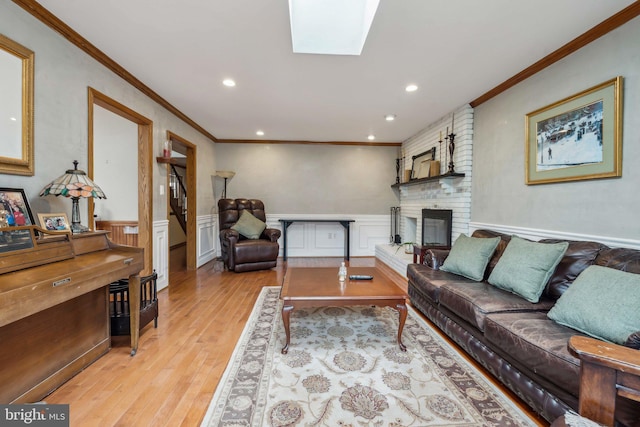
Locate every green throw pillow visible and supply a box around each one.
[440,234,500,281]
[231,210,266,239]
[548,265,640,344]
[488,236,568,303]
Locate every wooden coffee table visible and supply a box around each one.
[280,267,408,354]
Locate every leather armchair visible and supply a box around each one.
[218,198,281,272]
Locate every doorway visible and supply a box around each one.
[166,131,197,271]
[88,87,153,275]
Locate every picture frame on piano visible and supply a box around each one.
[38,212,70,233]
[0,227,34,254]
[0,187,35,228]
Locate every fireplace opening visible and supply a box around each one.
[422,209,452,247]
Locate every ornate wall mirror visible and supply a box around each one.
[0,35,34,176]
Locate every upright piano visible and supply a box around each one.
[0,226,144,403]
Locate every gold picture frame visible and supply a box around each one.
[38,213,71,232]
[525,76,622,185]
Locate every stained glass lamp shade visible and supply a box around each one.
[40,160,107,234]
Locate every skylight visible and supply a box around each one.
[288,0,380,56]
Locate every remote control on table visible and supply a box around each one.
[349,275,373,280]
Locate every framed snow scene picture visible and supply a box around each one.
[525,76,622,185]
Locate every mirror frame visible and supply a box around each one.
[0,35,34,176]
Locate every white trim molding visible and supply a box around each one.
[470,222,640,250]
[153,219,169,291]
[197,214,218,267]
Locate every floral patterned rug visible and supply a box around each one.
[201,286,537,427]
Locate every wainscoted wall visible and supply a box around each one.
[470,222,640,250]
[197,215,218,267]
[153,220,169,291]
[264,214,390,258]
[395,104,474,244]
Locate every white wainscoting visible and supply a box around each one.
[265,214,389,258]
[470,222,640,250]
[153,219,169,291]
[197,215,218,267]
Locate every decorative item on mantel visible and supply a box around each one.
[39,160,107,234]
[446,113,457,174]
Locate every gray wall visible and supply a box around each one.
[0,2,217,223]
[215,143,399,214]
[472,16,640,241]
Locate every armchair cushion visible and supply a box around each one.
[231,210,266,239]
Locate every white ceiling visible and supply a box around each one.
[36,0,635,143]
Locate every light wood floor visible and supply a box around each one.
[44,252,546,426]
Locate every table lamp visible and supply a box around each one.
[40,160,107,234]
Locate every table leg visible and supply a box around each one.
[281,304,294,354]
[396,302,407,352]
[128,273,141,356]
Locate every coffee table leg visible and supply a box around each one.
[396,302,408,352]
[281,304,293,354]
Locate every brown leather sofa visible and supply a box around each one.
[218,198,281,272]
[407,229,640,424]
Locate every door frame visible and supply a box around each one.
[88,87,153,275]
[166,131,197,270]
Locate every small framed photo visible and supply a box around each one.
[0,187,35,228]
[525,77,622,185]
[38,213,71,232]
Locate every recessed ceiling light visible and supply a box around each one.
[222,79,236,87]
[367,135,375,140]
[385,114,396,121]
[405,84,418,92]
[256,130,265,136]
[10,117,17,121]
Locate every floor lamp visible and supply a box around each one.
[215,171,235,199]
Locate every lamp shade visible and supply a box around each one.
[40,160,106,199]
[215,170,235,179]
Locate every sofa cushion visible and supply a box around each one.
[440,234,501,281]
[438,282,555,331]
[484,311,583,398]
[470,229,513,279]
[488,236,569,303]
[539,239,607,299]
[407,263,477,303]
[547,265,640,344]
[231,210,266,239]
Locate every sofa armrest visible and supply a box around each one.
[425,248,450,270]
[263,228,281,242]
[569,335,640,426]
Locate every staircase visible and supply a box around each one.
[169,164,187,233]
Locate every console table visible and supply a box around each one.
[279,219,354,261]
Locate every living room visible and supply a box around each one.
[1,1,639,426]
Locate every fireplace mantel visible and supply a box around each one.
[391,172,465,189]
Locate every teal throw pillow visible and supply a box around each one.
[231,210,266,239]
[488,236,568,303]
[440,234,500,281]
[548,265,640,344]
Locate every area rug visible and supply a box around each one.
[201,286,537,427]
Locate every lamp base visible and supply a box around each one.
[70,223,90,234]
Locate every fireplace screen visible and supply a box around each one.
[422,209,452,247]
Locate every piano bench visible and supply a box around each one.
[109,271,159,336]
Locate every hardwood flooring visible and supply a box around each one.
[44,254,546,426]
